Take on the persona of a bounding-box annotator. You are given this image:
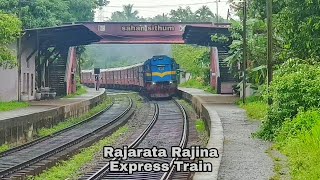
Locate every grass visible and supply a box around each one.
[176,99,209,146]
[0,101,29,112]
[195,119,206,133]
[238,96,267,121]
[195,118,209,146]
[267,145,290,180]
[37,97,112,137]
[127,93,143,108]
[179,79,216,94]
[280,123,320,179]
[29,125,129,180]
[65,85,88,98]
[0,144,10,153]
[274,110,320,180]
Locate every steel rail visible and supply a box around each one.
[86,103,159,180]
[0,97,132,178]
[0,96,114,158]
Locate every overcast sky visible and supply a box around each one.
[94,0,235,22]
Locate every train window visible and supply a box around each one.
[145,65,150,71]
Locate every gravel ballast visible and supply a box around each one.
[215,104,274,180]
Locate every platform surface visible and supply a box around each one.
[178,88,273,180]
[0,88,104,121]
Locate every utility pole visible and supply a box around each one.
[242,0,247,104]
[17,0,22,101]
[216,0,219,23]
[267,0,273,105]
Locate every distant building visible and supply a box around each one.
[0,25,101,102]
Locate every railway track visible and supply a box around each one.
[0,96,133,179]
[80,99,189,180]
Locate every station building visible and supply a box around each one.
[0,25,101,102]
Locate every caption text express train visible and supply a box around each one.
[81,55,180,98]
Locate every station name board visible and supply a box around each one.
[121,24,176,32]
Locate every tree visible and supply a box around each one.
[274,0,320,60]
[169,6,196,22]
[110,4,142,22]
[0,0,109,29]
[195,5,214,22]
[148,14,171,22]
[172,45,210,81]
[0,12,22,68]
[68,0,105,22]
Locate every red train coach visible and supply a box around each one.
[81,63,144,91]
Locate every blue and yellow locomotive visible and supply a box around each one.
[143,55,179,98]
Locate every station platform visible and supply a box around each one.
[0,88,104,121]
[178,88,273,180]
[0,88,105,145]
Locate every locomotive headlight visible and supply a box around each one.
[169,81,173,84]
[152,82,156,85]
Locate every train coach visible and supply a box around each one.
[81,55,179,98]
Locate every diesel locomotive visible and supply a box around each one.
[81,55,180,98]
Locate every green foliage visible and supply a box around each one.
[0,0,108,29]
[37,98,112,137]
[274,0,320,60]
[239,96,267,121]
[172,45,210,79]
[169,5,226,22]
[174,44,215,92]
[276,109,320,145]
[169,6,195,22]
[108,4,228,23]
[65,85,88,98]
[0,101,29,112]
[225,19,268,86]
[275,110,320,180]
[179,78,216,94]
[195,118,209,146]
[0,144,10,153]
[195,119,206,133]
[31,125,128,180]
[83,44,172,69]
[0,12,21,68]
[110,4,141,22]
[0,13,21,43]
[258,59,320,140]
[211,33,229,43]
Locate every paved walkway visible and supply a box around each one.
[0,88,104,121]
[178,88,274,180]
[215,104,273,180]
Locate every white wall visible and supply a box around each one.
[0,68,18,101]
[20,37,37,101]
[179,72,192,84]
[0,37,37,102]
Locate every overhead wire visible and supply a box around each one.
[105,0,244,8]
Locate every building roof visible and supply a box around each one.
[182,24,232,51]
[24,24,102,49]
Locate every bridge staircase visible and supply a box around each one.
[48,58,67,96]
[217,50,237,94]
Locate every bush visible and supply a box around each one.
[276,109,320,145]
[239,98,267,121]
[179,78,216,94]
[258,59,320,140]
[276,110,320,179]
